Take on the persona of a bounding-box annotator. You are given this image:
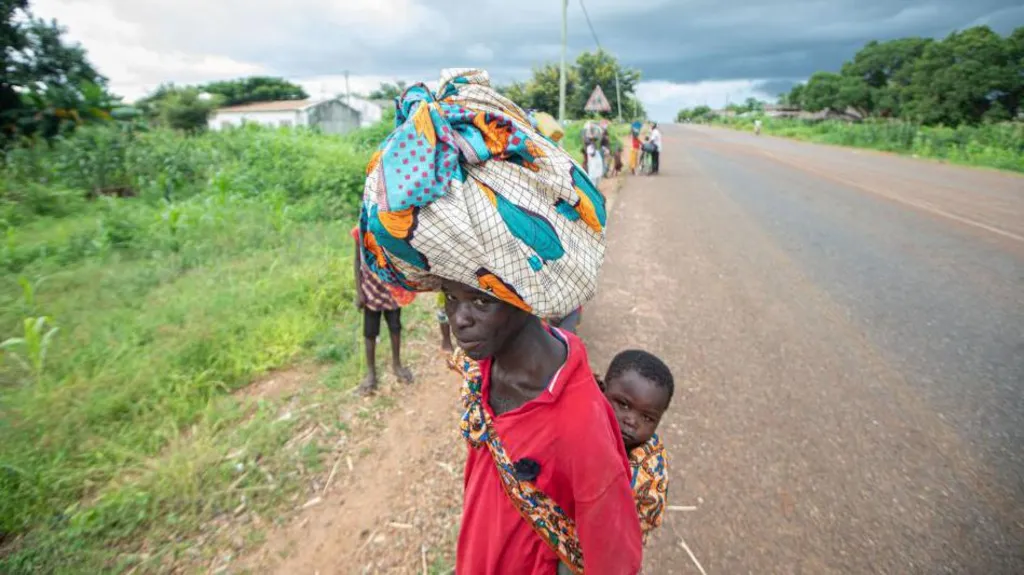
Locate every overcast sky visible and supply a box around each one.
[32,0,1024,121]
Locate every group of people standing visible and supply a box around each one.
[352,69,674,574]
[629,121,662,175]
[582,120,664,186]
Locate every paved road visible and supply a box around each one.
[581,125,1024,574]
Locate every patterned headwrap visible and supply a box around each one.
[357,69,607,319]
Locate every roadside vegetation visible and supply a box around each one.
[710,116,1024,172]
[0,120,417,572]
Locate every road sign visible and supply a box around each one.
[584,85,611,113]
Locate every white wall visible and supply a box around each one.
[306,101,362,135]
[346,97,383,127]
[208,109,302,130]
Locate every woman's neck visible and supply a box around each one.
[492,320,567,394]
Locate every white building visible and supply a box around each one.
[345,96,388,128]
[208,98,362,134]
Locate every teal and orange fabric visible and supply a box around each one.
[630,433,669,544]
[358,69,606,319]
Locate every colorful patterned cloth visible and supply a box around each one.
[630,433,669,544]
[358,69,607,319]
[450,347,586,574]
[351,225,400,311]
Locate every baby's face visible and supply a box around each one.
[603,370,670,451]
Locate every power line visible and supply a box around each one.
[578,0,603,51]
[578,0,623,120]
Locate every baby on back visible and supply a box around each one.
[599,349,673,544]
[558,349,673,574]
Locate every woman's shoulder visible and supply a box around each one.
[557,374,617,436]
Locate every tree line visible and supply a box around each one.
[783,26,1023,126]
[676,26,1023,127]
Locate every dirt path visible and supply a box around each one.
[235,337,466,574]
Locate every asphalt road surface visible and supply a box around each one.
[581,125,1024,574]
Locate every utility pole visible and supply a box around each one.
[344,70,351,106]
[559,0,568,126]
[615,73,622,121]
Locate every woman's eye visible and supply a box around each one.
[471,298,490,308]
[617,400,629,409]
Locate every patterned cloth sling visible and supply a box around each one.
[452,348,586,574]
[629,433,669,545]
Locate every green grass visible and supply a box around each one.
[0,122,412,572]
[709,116,1024,173]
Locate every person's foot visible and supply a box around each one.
[356,373,378,396]
[394,364,414,385]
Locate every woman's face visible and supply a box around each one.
[441,280,530,360]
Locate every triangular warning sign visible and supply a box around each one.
[584,85,611,113]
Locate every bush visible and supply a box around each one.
[0,121,381,571]
[711,116,1024,172]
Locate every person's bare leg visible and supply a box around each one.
[358,336,378,395]
[391,329,414,384]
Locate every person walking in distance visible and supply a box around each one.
[649,122,662,175]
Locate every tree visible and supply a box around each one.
[903,26,1017,125]
[676,105,713,122]
[835,75,873,117]
[138,85,218,132]
[1,0,29,139]
[201,76,307,107]
[528,63,579,117]
[571,50,641,119]
[839,37,932,117]
[498,81,529,109]
[622,94,647,120]
[785,83,805,109]
[368,81,408,101]
[1,1,114,145]
[498,51,641,120]
[800,72,843,112]
[1008,27,1024,119]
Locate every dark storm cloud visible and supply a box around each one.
[51,0,1024,103]
[600,0,1024,83]
[753,79,800,98]
[88,0,1024,87]
[238,0,1024,85]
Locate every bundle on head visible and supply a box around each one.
[357,69,608,319]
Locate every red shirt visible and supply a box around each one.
[457,330,643,575]
[631,135,641,149]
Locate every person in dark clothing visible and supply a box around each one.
[649,122,662,175]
